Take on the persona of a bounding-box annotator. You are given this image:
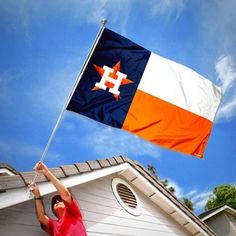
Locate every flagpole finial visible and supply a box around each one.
[101,19,107,26]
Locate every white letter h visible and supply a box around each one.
[94,65,127,97]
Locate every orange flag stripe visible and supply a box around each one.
[122,89,213,158]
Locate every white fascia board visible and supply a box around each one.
[123,166,210,236]
[225,206,236,216]
[0,168,15,176]
[201,205,236,221]
[0,163,130,209]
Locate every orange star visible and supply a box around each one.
[92,61,133,100]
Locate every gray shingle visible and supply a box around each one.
[114,156,124,164]
[107,157,117,166]
[97,159,110,168]
[60,165,79,176]
[49,168,66,179]
[75,163,91,173]
[0,175,26,191]
[20,172,47,184]
[86,161,101,170]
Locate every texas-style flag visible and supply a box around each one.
[67,28,222,158]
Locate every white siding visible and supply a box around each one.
[0,174,192,236]
[0,201,44,235]
[204,212,236,236]
[73,174,192,236]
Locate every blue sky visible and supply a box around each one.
[0,0,235,214]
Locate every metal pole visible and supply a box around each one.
[29,19,107,190]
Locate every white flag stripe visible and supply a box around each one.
[138,53,222,121]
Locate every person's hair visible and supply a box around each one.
[51,195,62,216]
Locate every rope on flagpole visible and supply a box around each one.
[28,19,107,196]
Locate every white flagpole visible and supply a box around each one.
[29,19,107,191]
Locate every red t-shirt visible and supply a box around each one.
[43,198,87,236]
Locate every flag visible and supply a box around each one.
[67,28,222,158]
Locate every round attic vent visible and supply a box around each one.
[112,178,142,216]
[116,183,137,209]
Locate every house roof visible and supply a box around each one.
[0,155,216,236]
[0,163,19,176]
[199,204,236,221]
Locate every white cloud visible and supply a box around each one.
[191,191,212,210]
[216,55,236,93]
[0,0,132,35]
[186,189,197,198]
[148,0,186,21]
[184,5,236,124]
[160,179,213,212]
[163,178,184,199]
[196,0,236,123]
[215,55,236,122]
[57,108,163,161]
[190,183,236,211]
[85,126,161,159]
[216,96,236,122]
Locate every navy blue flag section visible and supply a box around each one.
[66,28,151,128]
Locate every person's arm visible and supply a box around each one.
[28,182,49,227]
[63,197,83,218]
[34,162,72,204]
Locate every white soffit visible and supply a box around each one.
[0,163,130,209]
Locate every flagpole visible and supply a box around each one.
[29,19,107,191]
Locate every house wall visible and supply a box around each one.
[204,212,236,236]
[74,174,192,236]
[0,173,192,236]
[227,213,236,235]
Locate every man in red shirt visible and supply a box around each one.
[29,162,87,236]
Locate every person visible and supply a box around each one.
[29,162,87,236]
